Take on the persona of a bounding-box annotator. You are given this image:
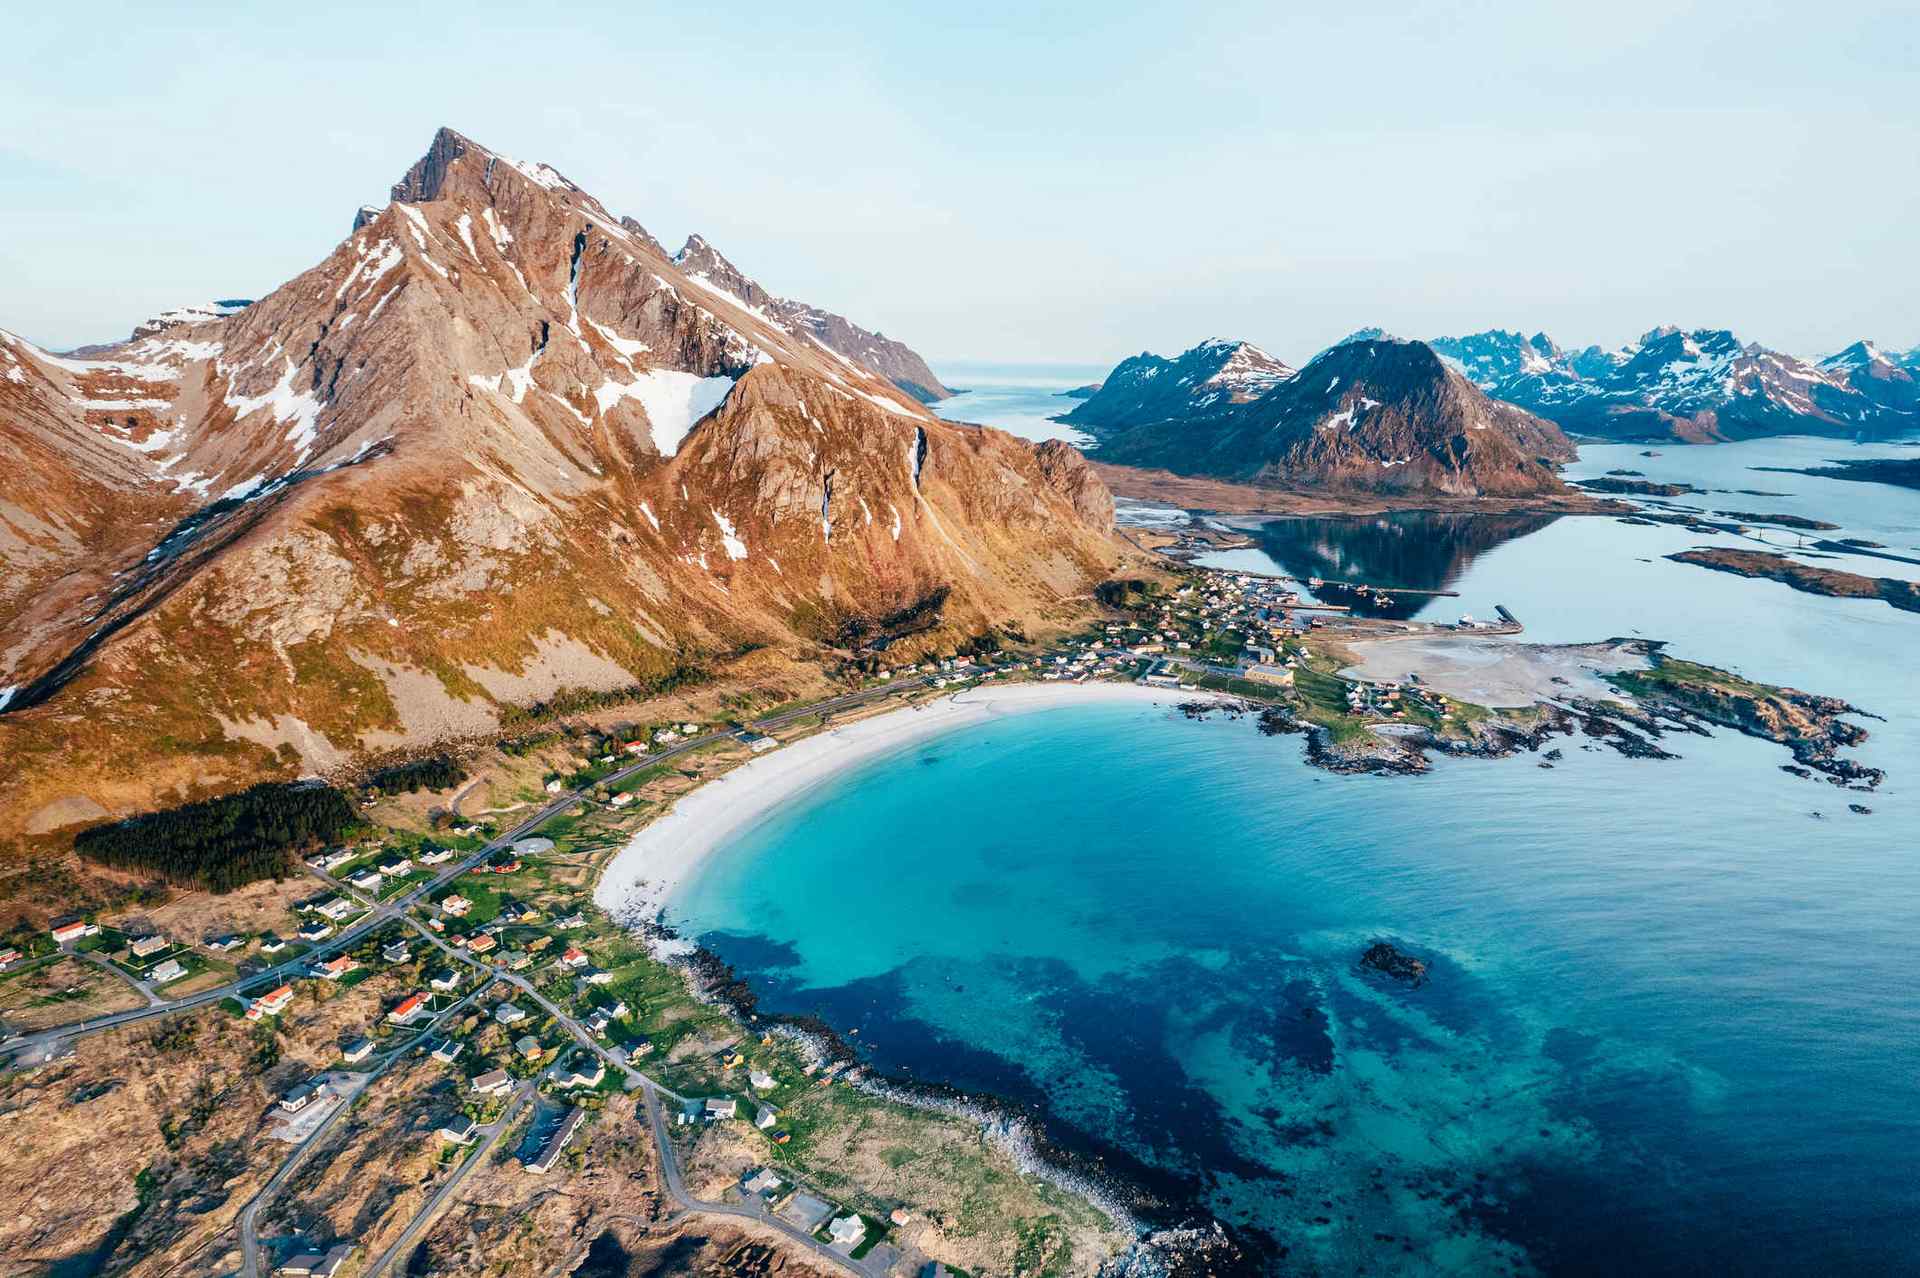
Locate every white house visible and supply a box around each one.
[470,1069,513,1097]
[248,985,296,1019]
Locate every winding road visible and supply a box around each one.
[1,674,929,1065]
[7,674,941,1277]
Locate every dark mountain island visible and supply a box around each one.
[1425,327,1919,443]
[0,126,1115,838]
[1058,337,1293,429]
[1071,337,1577,497]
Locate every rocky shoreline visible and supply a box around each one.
[593,656,1882,1276]
[612,907,1279,1277]
[1179,642,1882,793]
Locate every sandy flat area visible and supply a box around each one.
[594,682,1210,924]
[1339,637,1649,708]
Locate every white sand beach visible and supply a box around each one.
[594,681,1212,925]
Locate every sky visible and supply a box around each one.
[4,1,1916,366]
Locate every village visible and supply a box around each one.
[0,558,1527,1278]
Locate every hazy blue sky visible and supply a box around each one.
[5,1,1915,364]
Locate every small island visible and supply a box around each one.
[1669,547,1920,615]
[1754,457,1920,492]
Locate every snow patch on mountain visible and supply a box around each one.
[712,510,748,560]
[593,370,735,456]
[224,356,324,457]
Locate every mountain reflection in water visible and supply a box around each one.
[1253,511,1563,619]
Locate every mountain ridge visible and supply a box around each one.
[1425,325,1919,442]
[0,127,1117,841]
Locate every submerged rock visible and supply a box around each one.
[1360,942,1430,988]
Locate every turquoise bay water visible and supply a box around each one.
[665,368,1920,1273]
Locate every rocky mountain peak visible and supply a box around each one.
[1821,340,1889,372]
[1060,337,1292,430]
[1427,322,1913,442]
[389,125,476,204]
[673,234,769,309]
[0,127,1106,832]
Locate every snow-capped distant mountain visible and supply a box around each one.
[1331,326,1399,348]
[1427,326,1916,443]
[1058,338,1294,430]
[1818,341,1919,417]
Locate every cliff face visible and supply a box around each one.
[1033,439,1116,529]
[1084,339,1575,497]
[0,127,1116,836]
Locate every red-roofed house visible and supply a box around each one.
[247,985,296,1019]
[311,954,356,981]
[388,992,431,1025]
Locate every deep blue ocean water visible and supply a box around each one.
[667,366,1920,1274]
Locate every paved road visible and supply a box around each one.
[237,1070,368,1278]
[346,876,692,1108]
[70,946,164,1008]
[642,1084,879,1278]
[360,1080,535,1278]
[11,673,947,1274]
[2,673,930,1061]
[235,975,500,1278]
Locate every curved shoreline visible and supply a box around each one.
[593,681,1214,927]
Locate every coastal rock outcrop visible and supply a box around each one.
[1360,941,1430,987]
